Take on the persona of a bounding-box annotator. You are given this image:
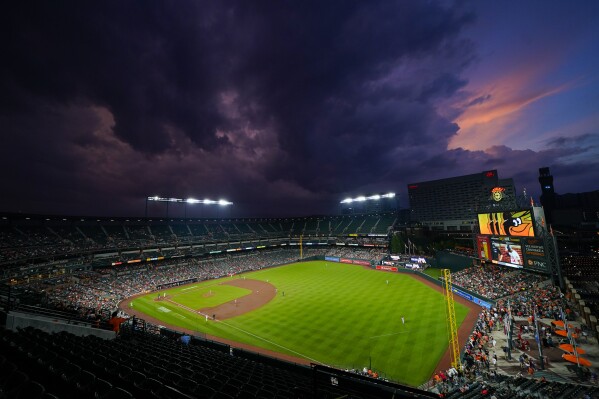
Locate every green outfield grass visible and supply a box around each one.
[132,261,470,386]
[422,267,444,280]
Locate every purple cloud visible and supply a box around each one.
[1,1,597,217]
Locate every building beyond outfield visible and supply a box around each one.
[407,170,516,231]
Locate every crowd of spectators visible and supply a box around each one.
[427,267,583,397]
[451,264,545,300]
[495,283,564,320]
[322,247,387,262]
[430,306,502,396]
[23,246,381,324]
[35,250,294,318]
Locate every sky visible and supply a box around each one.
[2,1,598,218]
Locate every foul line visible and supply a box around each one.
[163,297,325,365]
[216,318,326,365]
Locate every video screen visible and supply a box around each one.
[478,210,534,237]
[490,237,523,268]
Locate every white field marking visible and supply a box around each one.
[164,297,324,365]
[181,285,198,291]
[174,313,186,320]
[216,319,326,365]
[157,306,171,313]
[165,298,197,314]
[369,330,411,339]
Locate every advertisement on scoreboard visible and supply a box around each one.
[521,238,549,272]
[476,235,491,260]
[478,210,535,237]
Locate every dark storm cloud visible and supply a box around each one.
[229,1,476,190]
[4,1,594,217]
[2,0,480,215]
[545,133,595,148]
[3,1,233,152]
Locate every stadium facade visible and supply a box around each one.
[407,170,516,231]
[539,167,599,228]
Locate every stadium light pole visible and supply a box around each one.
[146,196,233,219]
[340,192,396,214]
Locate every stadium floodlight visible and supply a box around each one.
[146,195,234,217]
[339,192,396,204]
[148,196,165,202]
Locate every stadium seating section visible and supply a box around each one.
[0,213,396,268]
[0,325,437,399]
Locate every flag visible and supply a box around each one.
[530,196,534,207]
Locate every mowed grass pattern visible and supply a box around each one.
[133,261,469,386]
[173,284,252,309]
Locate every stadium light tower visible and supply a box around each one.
[339,192,396,214]
[145,196,233,218]
[339,192,395,204]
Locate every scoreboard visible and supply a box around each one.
[476,207,550,273]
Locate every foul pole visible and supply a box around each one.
[443,269,461,370]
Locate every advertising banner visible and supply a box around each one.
[452,287,492,309]
[340,258,353,264]
[376,265,398,272]
[352,260,371,266]
[478,210,535,237]
[476,235,491,260]
[325,256,340,262]
[521,238,549,272]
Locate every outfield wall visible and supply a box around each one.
[434,251,475,272]
[393,269,495,309]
